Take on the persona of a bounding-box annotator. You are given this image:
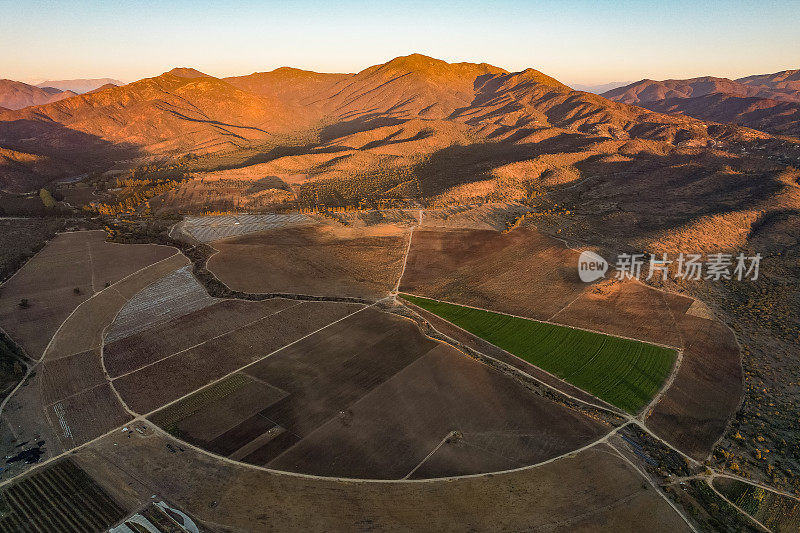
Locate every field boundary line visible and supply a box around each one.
[399,291,681,350]
[399,297,710,469]
[607,440,699,533]
[0,249,175,423]
[202,241,377,303]
[140,300,378,419]
[141,417,624,485]
[87,236,97,294]
[638,288,690,420]
[711,473,800,503]
[0,250,186,466]
[402,431,457,479]
[391,208,421,296]
[108,300,306,382]
[704,477,772,532]
[398,300,625,417]
[639,348,684,421]
[38,250,184,363]
[42,380,110,409]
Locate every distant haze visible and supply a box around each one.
[1,1,798,85]
[569,82,633,94]
[37,78,123,94]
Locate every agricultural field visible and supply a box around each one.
[76,427,691,531]
[0,458,128,532]
[550,278,687,347]
[400,227,587,320]
[401,293,676,413]
[105,265,216,343]
[645,312,743,460]
[0,213,749,530]
[147,307,608,478]
[0,234,186,480]
[0,230,175,359]
[713,476,800,531]
[110,300,362,413]
[207,223,409,299]
[175,213,311,243]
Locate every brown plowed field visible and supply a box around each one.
[645,313,743,460]
[44,289,126,360]
[104,298,298,377]
[400,227,586,320]
[43,253,188,361]
[79,430,691,531]
[114,301,362,413]
[207,224,408,299]
[48,383,131,449]
[40,349,106,405]
[0,231,175,359]
[550,279,685,347]
[147,307,608,479]
[267,343,608,479]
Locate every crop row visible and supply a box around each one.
[401,294,676,413]
[0,459,126,532]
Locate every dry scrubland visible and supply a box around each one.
[713,476,800,531]
[524,154,800,491]
[208,223,409,299]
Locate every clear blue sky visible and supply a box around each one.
[2,0,798,85]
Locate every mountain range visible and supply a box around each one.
[0,55,793,195]
[36,78,123,94]
[603,70,800,136]
[0,80,77,110]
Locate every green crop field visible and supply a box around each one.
[401,293,676,413]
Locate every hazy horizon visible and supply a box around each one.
[2,0,798,87]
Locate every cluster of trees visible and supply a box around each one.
[85,180,179,216]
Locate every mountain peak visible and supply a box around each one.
[165,67,211,79]
[369,54,506,80]
[383,53,445,70]
[514,68,569,89]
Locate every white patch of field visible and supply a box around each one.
[105,266,217,343]
[180,213,311,242]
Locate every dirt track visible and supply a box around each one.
[77,426,692,532]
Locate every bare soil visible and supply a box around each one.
[104,298,297,378]
[40,349,105,405]
[113,301,361,413]
[645,313,743,460]
[0,231,174,359]
[405,300,614,408]
[551,278,686,347]
[267,342,608,479]
[78,428,691,531]
[207,223,408,299]
[400,227,586,320]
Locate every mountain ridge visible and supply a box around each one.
[0,54,777,192]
